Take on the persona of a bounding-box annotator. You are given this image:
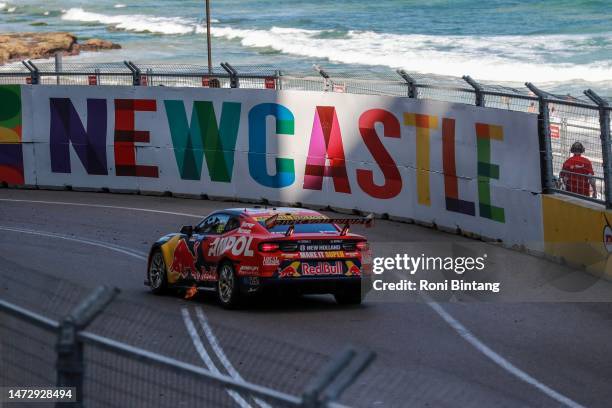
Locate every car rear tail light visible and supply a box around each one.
[356,241,369,251]
[259,242,279,252]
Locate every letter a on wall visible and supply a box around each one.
[0,85,24,184]
[303,106,351,193]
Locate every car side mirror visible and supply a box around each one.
[180,225,193,236]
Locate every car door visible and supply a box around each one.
[193,213,231,283]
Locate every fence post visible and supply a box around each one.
[275,69,282,90]
[56,286,119,407]
[54,52,63,85]
[22,60,39,85]
[221,62,239,88]
[302,347,355,408]
[124,61,141,86]
[396,69,417,98]
[463,75,484,107]
[585,89,612,208]
[313,64,331,92]
[526,82,555,194]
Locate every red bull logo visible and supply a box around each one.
[170,239,198,279]
[279,261,301,278]
[345,261,361,276]
[302,261,343,276]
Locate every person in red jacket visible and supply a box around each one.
[560,142,596,198]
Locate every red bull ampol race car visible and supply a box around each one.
[145,207,373,308]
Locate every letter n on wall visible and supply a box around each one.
[50,98,108,175]
[476,123,505,223]
[0,85,24,184]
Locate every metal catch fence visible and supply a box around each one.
[1,59,610,207]
[0,284,374,408]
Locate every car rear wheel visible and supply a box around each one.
[217,262,241,309]
[148,250,168,295]
[334,284,363,305]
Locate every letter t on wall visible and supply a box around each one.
[404,113,438,206]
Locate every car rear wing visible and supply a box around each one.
[264,213,374,236]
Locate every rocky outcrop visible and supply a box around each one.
[79,38,122,52]
[0,32,121,64]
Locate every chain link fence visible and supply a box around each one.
[1,59,610,207]
[0,260,375,407]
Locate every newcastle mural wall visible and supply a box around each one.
[2,85,542,247]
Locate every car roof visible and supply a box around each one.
[225,207,324,218]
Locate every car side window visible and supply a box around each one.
[196,214,230,235]
[224,217,241,233]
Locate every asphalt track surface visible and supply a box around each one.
[1,189,611,407]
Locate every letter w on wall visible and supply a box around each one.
[165,100,240,182]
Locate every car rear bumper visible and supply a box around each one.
[239,275,372,295]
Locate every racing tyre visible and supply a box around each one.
[217,262,241,309]
[334,285,363,305]
[148,250,169,295]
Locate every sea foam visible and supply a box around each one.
[59,7,611,84]
[62,8,218,35]
[210,26,612,83]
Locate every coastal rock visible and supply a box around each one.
[0,32,121,64]
[78,38,122,52]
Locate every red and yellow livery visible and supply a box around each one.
[146,207,372,308]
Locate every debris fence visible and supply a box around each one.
[1,60,610,206]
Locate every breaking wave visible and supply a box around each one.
[62,7,219,35]
[210,26,612,83]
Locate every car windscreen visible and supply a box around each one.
[259,222,339,234]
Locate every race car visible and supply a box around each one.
[145,207,373,308]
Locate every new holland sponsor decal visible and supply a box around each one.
[299,243,342,251]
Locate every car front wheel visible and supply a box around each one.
[148,250,168,295]
[217,262,241,309]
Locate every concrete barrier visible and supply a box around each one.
[1,84,542,248]
[542,194,612,279]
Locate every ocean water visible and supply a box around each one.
[0,0,610,95]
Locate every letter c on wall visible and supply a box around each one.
[248,103,295,188]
